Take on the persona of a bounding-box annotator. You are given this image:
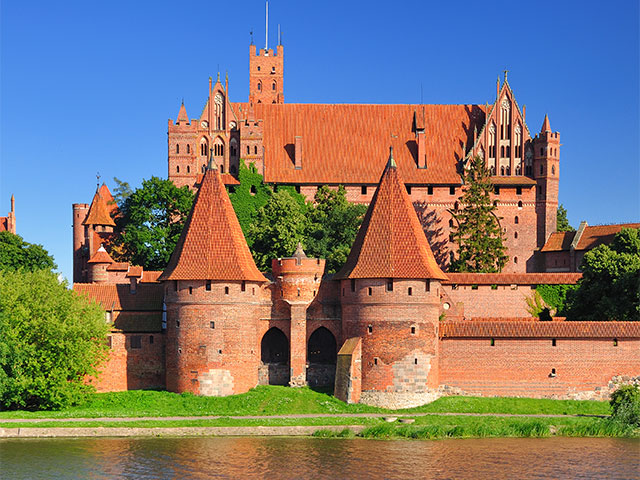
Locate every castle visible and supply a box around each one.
[72,37,639,408]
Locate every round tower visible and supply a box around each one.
[335,148,448,408]
[271,244,326,387]
[87,246,113,284]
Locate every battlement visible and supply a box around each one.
[271,249,325,304]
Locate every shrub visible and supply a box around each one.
[609,384,640,427]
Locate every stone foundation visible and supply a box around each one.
[359,390,441,409]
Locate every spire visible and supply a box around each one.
[207,148,217,171]
[334,156,447,280]
[292,242,307,259]
[83,187,116,227]
[10,194,14,213]
[159,164,267,282]
[541,114,551,133]
[386,146,396,169]
[177,102,189,124]
[88,245,114,265]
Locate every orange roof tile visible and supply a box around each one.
[126,266,143,278]
[177,102,190,124]
[141,271,162,283]
[335,150,448,280]
[490,176,536,186]
[195,173,241,186]
[443,272,581,285]
[160,166,267,282]
[74,283,164,311]
[98,183,118,216]
[576,223,640,251]
[440,321,640,338]
[236,103,486,185]
[87,247,114,264]
[83,189,116,226]
[540,231,576,252]
[106,262,129,271]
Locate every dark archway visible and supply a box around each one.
[259,327,290,385]
[307,327,337,388]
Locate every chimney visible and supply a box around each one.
[130,277,138,295]
[294,136,303,169]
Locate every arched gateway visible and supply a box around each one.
[307,327,337,387]
[259,327,290,385]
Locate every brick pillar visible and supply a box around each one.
[289,303,307,387]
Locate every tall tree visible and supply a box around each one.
[249,189,309,271]
[0,270,109,409]
[567,227,640,321]
[111,177,133,208]
[449,156,508,272]
[228,161,273,242]
[305,186,367,273]
[556,204,575,232]
[112,177,194,270]
[0,232,57,272]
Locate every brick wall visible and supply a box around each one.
[442,283,537,319]
[439,336,640,399]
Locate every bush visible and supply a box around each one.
[609,385,640,427]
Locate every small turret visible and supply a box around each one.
[533,114,560,250]
[87,245,114,283]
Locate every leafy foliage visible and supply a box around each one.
[228,161,273,241]
[536,284,578,317]
[525,290,554,321]
[556,204,575,232]
[609,385,640,427]
[0,270,109,410]
[249,189,309,271]
[0,232,57,272]
[450,156,508,272]
[305,186,367,273]
[566,227,640,321]
[111,177,133,208]
[112,177,194,270]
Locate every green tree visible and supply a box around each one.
[249,189,309,271]
[557,204,575,232]
[566,227,640,321]
[306,186,367,273]
[0,270,109,410]
[112,176,194,270]
[228,161,273,241]
[112,177,133,208]
[449,156,508,272]
[0,232,57,272]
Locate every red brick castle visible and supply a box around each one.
[72,33,639,408]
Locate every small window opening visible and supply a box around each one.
[425,280,430,292]
[613,338,618,347]
[408,287,413,296]
[176,144,180,154]
[427,186,433,195]
[514,257,518,264]
[491,284,498,290]
[494,186,500,195]
[218,349,222,354]
[225,286,229,295]
[368,325,373,334]
[514,231,518,239]
[187,144,190,154]
[361,185,367,195]
[210,321,215,329]
[449,219,454,228]
[206,280,211,291]
[471,284,478,290]
[411,326,416,335]
[176,320,180,328]
[241,281,246,292]
[351,279,356,292]
[386,279,393,292]
[518,200,523,209]
[189,286,193,295]
[552,339,557,347]
[368,287,372,296]
[295,185,300,194]
[254,146,258,154]
[250,185,257,194]
[176,166,180,173]
[374,357,378,365]
[516,187,522,195]
[550,368,556,377]
[149,335,154,344]
[297,288,301,297]
[449,186,455,195]
[414,358,418,365]
[174,280,178,291]
[515,216,519,224]
[187,166,190,173]
[490,338,495,346]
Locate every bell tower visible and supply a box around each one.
[249,2,284,104]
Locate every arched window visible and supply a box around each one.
[187,144,190,154]
[514,257,518,264]
[272,82,276,91]
[257,82,262,91]
[501,99,511,140]
[230,138,238,158]
[518,200,523,209]
[176,165,180,173]
[506,165,511,176]
[247,145,250,155]
[501,166,505,175]
[187,166,190,173]
[254,146,258,155]
[488,123,496,158]
[540,164,544,175]
[214,93,224,130]
[501,146,505,158]
[213,138,224,157]
[200,138,208,157]
[514,231,518,239]
[552,165,555,175]
[515,216,519,224]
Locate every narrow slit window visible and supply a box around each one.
[368,325,372,334]
[210,321,215,329]
[490,338,495,346]
[411,326,416,335]
[206,280,211,291]
[408,287,413,296]
[552,338,557,347]
[225,286,229,295]
[351,279,356,292]
[386,279,393,292]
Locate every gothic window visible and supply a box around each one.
[501,146,505,158]
[506,145,511,158]
[200,138,208,156]
[518,200,523,209]
[176,166,180,173]
[257,82,262,91]
[214,93,224,130]
[552,165,555,175]
[516,162,522,175]
[272,81,276,91]
[515,216,519,224]
[506,165,511,175]
[213,138,224,157]
[187,144,190,154]
[187,166,190,173]
[501,166,505,175]
[515,124,522,157]
[254,146,258,155]
[247,145,250,155]
[488,123,496,158]
[230,138,238,158]
[501,99,511,140]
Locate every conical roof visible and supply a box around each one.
[177,102,189,124]
[335,148,447,280]
[159,165,267,282]
[88,245,114,264]
[541,114,551,133]
[83,187,116,226]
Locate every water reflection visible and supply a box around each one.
[1,437,638,479]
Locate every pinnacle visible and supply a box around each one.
[541,114,551,133]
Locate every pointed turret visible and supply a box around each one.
[159,164,267,282]
[87,245,114,283]
[177,102,189,124]
[335,148,447,280]
[541,114,551,133]
[83,187,116,227]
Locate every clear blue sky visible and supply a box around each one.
[1,0,638,282]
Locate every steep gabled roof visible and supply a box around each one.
[83,187,116,226]
[177,102,189,124]
[159,165,267,282]
[541,114,551,133]
[88,246,114,264]
[541,223,640,252]
[334,148,447,280]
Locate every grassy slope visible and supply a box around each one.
[0,386,611,419]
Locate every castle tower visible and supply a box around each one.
[159,161,268,396]
[533,115,560,249]
[74,185,116,283]
[271,244,325,387]
[334,148,448,408]
[249,27,284,105]
[87,245,114,283]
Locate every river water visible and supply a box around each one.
[0,437,638,479]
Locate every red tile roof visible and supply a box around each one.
[540,231,576,252]
[443,273,582,285]
[160,166,267,282]
[106,262,129,271]
[126,266,143,278]
[141,271,162,283]
[238,103,486,185]
[195,173,241,186]
[98,183,118,216]
[83,189,116,226]
[576,223,640,251]
[74,283,164,311]
[440,321,640,338]
[490,176,536,186]
[335,151,448,280]
[87,247,114,264]
[541,114,551,133]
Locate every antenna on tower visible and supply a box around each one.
[265,1,269,50]
[420,83,423,105]
[278,24,281,45]
[250,30,254,45]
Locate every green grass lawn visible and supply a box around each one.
[0,385,611,419]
